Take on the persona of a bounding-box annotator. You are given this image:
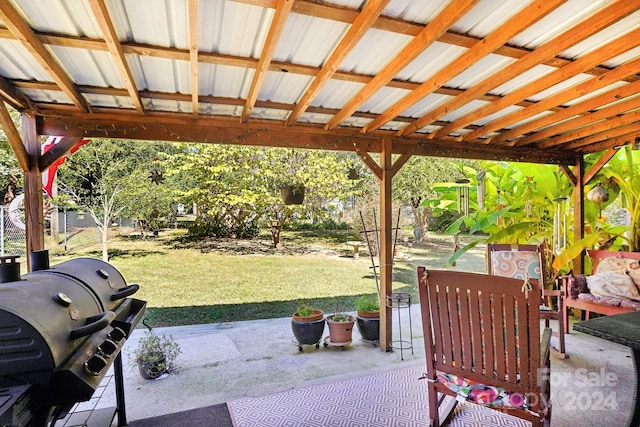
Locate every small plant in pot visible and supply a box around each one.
[291,303,325,352]
[355,295,380,344]
[325,312,355,348]
[132,320,181,380]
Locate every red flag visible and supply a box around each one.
[41,137,90,197]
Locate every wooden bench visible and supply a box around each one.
[562,250,640,332]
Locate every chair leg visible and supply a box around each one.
[435,393,458,427]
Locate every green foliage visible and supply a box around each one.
[131,329,182,374]
[354,295,379,312]
[295,303,317,318]
[329,313,352,322]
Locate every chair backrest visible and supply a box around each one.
[418,267,542,395]
[487,243,546,282]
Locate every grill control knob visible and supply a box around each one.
[85,355,107,376]
[109,327,126,342]
[98,339,118,358]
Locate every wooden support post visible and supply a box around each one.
[22,114,45,265]
[573,156,585,274]
[379,139,393,351]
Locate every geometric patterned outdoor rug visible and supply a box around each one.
[227,364,530,427]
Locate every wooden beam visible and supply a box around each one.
[478,56,640,145]
[365,0,563,133]
[325,0,479,130]
[189,0,199,114]
[400,0,640,137]
[379,138,393,352]
[577,132,637,154]
[391,153,411,178]
[38,113,578,164]
[356,150,382,179]
[0,100,29,171]
[558,112,640,150]
[448,26,640,140]
[286,0,389,126]
[88,0,144,113]
[572,156,585,274]
[0,1,90,112]
[242,0,294,122]
[583,147,617,186]
[0,76,31,110]
[21,114,45,262]
[559,164,577,187]
[39,136,84,172]
[514,77,640,147]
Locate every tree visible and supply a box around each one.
[57,139,177,260]
[0,106,22,205]
[168,145,358,246]
[393,157,479,242]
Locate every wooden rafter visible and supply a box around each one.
[510,71,640,147]
[0,1,90,112]
[242,0,294,123]
[398,0,640,137]
[490,55,640,145]
[324,0,479,130]
[439,26,640,140]
[88,0,143,113]
[533,94,640,149]
[189,0,199,114]
[0,75,32,110]
[560,114,640,150]
[286,0,389,126]
[362,0,564,133]
[577,131,638,154]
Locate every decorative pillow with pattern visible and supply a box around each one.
[490,251,541,280]
[625,259,640,288]
[594,257,627,275]
[587,271,640,301]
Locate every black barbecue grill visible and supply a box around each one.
[0,251,146,427]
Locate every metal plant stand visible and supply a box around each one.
[385,292,414,360]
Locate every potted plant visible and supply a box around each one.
[131,323,182,380]
[291,303,325,352]
[354,295,380,344]
[325,312,356,347]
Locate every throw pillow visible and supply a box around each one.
[625,259,640,288]
[587,271,640,301]
[594,257,627,275]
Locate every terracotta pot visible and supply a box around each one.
[292,309,323,322]
[326,314,355,344]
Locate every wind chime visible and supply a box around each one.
[455,179,471,216]
[552,197,568,255]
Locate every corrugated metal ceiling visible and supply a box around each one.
[1,0,640,163]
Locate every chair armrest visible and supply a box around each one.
[560,274,588,299]
[539,327,552,368]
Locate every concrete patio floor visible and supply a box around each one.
[71,306,636,427]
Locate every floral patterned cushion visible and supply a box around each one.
[490,251,541,280]
[436,371,529,409]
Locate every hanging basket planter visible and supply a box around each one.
[587,184,609,204]
[280,185,305,205]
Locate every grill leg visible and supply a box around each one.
[114,353,127,426]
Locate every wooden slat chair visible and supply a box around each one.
[486,243,567,359]
[418,268,552,427]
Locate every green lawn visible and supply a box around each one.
[47,227,486,327]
